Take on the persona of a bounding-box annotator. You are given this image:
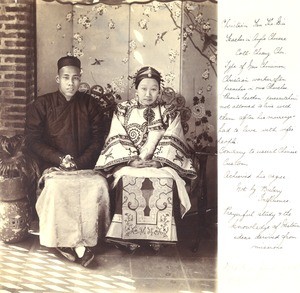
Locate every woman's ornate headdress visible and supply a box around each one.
[134,66,163,89]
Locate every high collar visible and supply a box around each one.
[58,90,78,102]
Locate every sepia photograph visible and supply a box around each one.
[0,0,217,292]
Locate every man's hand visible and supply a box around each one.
[59,154,77,171]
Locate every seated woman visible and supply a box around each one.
[95,66,197,252]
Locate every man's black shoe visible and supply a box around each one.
[56,247,77,262]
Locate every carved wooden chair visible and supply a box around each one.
[78,83,117,137]
[161,87,217,251]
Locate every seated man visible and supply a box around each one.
[25,56,110,267]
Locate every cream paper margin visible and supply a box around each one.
[218,0,300,292]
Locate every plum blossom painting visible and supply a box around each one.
[37,0,217,157]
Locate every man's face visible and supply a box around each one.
[56,66,81,100]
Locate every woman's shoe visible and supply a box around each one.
[149,242,161,254]
[107,239,140,254]
[127,243,140,254]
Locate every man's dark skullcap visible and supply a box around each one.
[134,66,162,89]
[57,56,81,71]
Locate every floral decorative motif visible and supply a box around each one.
[77,15,92,29]
[73,46,84,57]
[73,32,83,43]
[185,2,197,11]
[197,88,203,95]
[48,1,216,153]
[108,19,115,29]
[187,95,214,152]
[164,72,175,85]
[103,83,122,101]
[209,54,216,63]
[202,69,209,80]
[168,49,179,63]
[107,76,126,94]
[92,4,107,15]
[151,2,162,12]
[143,7,151,17]
[166,2,217,76]
[191,104,206,119]
[129,40,137,51]
[138,18,148,30]
[66,11,74,22]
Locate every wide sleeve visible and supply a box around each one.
[74,96,106,169]
[25,98,64,167]
[152,111,197,179]
[94,104,139,173]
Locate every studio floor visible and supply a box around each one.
[0,214,217,293]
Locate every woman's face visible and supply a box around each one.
[136,78,160,106]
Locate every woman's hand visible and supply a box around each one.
[128,158,149,168]
[144,160,162,168]
[128,159,162,168]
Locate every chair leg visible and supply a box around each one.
[192,211,211,252]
